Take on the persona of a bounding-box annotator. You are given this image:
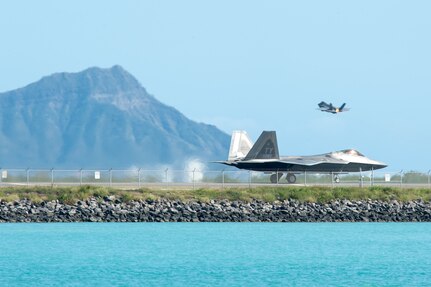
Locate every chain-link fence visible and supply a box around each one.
[0,168,430,189]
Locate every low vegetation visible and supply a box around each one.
[0,185,431,204]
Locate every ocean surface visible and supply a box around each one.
[1,223,431,286]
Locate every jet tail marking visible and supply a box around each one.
[244,131,280,160]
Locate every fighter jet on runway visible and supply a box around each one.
[217,131,387,184]
[318,101,349,113]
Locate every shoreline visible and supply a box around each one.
[1,196,430,222]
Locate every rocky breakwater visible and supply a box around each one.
[1,197,431,222]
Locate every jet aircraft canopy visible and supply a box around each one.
[338,149,364,157]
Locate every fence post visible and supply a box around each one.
[331,172,334,188]
[192,168,196,190]
[276,169,279,185]
[400,170,403,187]
[51,168,54,188]
[165,168,168,186]
[80,169,83,186]
[222,169,225,189]
[109,168,112,187]
[248,170,251,188]
[26,168,30,186]
[304,171,307,186]
[138,168,141,188]
[428,170,430,188]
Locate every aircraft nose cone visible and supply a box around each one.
[374,161,387,170]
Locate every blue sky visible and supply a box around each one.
[1,1,430,171]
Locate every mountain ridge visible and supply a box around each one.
[0,66,229,168]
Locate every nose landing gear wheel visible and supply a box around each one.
[286,173,296,184]
[270,173,283,183]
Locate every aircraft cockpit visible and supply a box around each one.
[340,149,364,157]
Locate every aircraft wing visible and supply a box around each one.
[278,156,349,166]
[318,101,330,109]
[232,156,350,166]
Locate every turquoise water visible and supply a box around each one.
[1,223,431,286]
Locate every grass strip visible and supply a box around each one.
[0,186,430,204]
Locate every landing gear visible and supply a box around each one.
[286,173,297,184]
[270,172,297,184]
[334,175,340,183]
[270,172,283,183]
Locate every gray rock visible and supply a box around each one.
[1,197,431,222]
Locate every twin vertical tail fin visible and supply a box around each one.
[243,131,279,160]
[228,131,254,161]
[228,131,280,161]
[339,103,346,111]
[228,130,280,161]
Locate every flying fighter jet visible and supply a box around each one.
[217,131,387,184]
[318,101,350,113]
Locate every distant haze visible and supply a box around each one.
[0,66,229,168]
[1,1,431,171]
